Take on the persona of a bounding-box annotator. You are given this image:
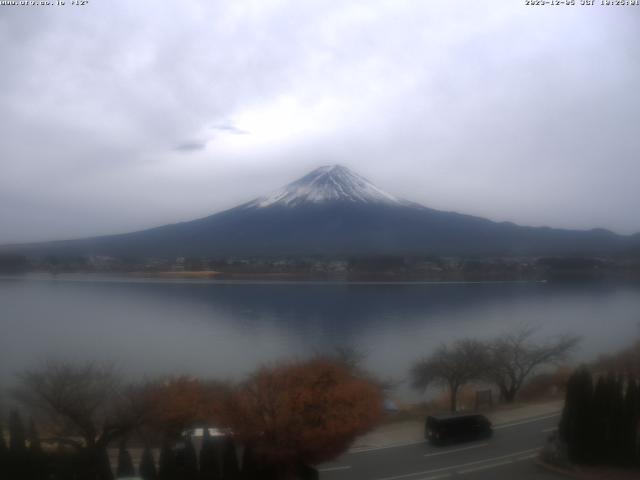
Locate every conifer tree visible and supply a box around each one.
[636,377,640,466]
[559,366,593,464]
[591,375,608,463]
[97,445,114,480]
[27,419,46,480]
[158,440,177,480]
[610,374,626,465]
[199,428,221,480]
[221,437,240,480]
[0,420,8,478]
[116,442,136,478]
[602,372,618,463]
[623,377,638,466]
[558,369,576,453]
[139,446,157,480]
[8,410,28,478]
[240,443,276,480]
[0,420,6,452]
[240,444,258,479]
[637,377,640,466]
[9,410,26,454]
[177,437,198,480]
[27,419,42,455]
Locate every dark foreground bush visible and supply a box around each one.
[559,367,640,467]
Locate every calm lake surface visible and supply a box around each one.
[1,274,639,399]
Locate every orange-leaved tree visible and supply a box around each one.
[228,357,383,476]
[146,376,231,438]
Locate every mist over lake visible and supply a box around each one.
[2,275,639,400]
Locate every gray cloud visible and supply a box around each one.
[212,124,250,135]
[175,142,207,152]
[1,1,639,244]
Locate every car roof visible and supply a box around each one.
[182,427,227,437]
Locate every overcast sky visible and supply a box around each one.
[1,0,639,244]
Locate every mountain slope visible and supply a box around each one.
[4,165,637,257]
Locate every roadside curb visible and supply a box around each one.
[492,411,561,429]
[536,457,580,479]
[348,440,423,453]
[535,457,640,480]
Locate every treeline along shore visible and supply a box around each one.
[2,253,640,281]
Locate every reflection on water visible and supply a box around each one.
[1,275,639,399]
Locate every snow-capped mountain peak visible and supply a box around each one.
[245,165,405,208]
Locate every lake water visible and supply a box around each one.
[1,274,639,399]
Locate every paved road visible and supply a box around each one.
[319,413,564,480]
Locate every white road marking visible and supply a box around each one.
[516,453,539,461]
[457,459,513,474]
[423,443,488,457]
[421,474,452,480]
[541,427,557,433]
[493,412,560,430]
[374,447,540,480]
[443,447,539,470]
[318,465,352,472]
[349,440,424,454]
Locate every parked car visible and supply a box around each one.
[425,413,492,446]
[175,425,229,452]
[181,426,228,439]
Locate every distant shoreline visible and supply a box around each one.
[125,269,639,283]
[127,270,539,282]
[1,268,639,284]
[0,271,552,285]
[129,270,222,279]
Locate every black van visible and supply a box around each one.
[425,414,492,446]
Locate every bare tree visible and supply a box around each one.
[411,340,489,412]
[485,327,580,403]
[14,361,149,450]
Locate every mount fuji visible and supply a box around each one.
[242,165,408,208]
[5,165,637,257]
